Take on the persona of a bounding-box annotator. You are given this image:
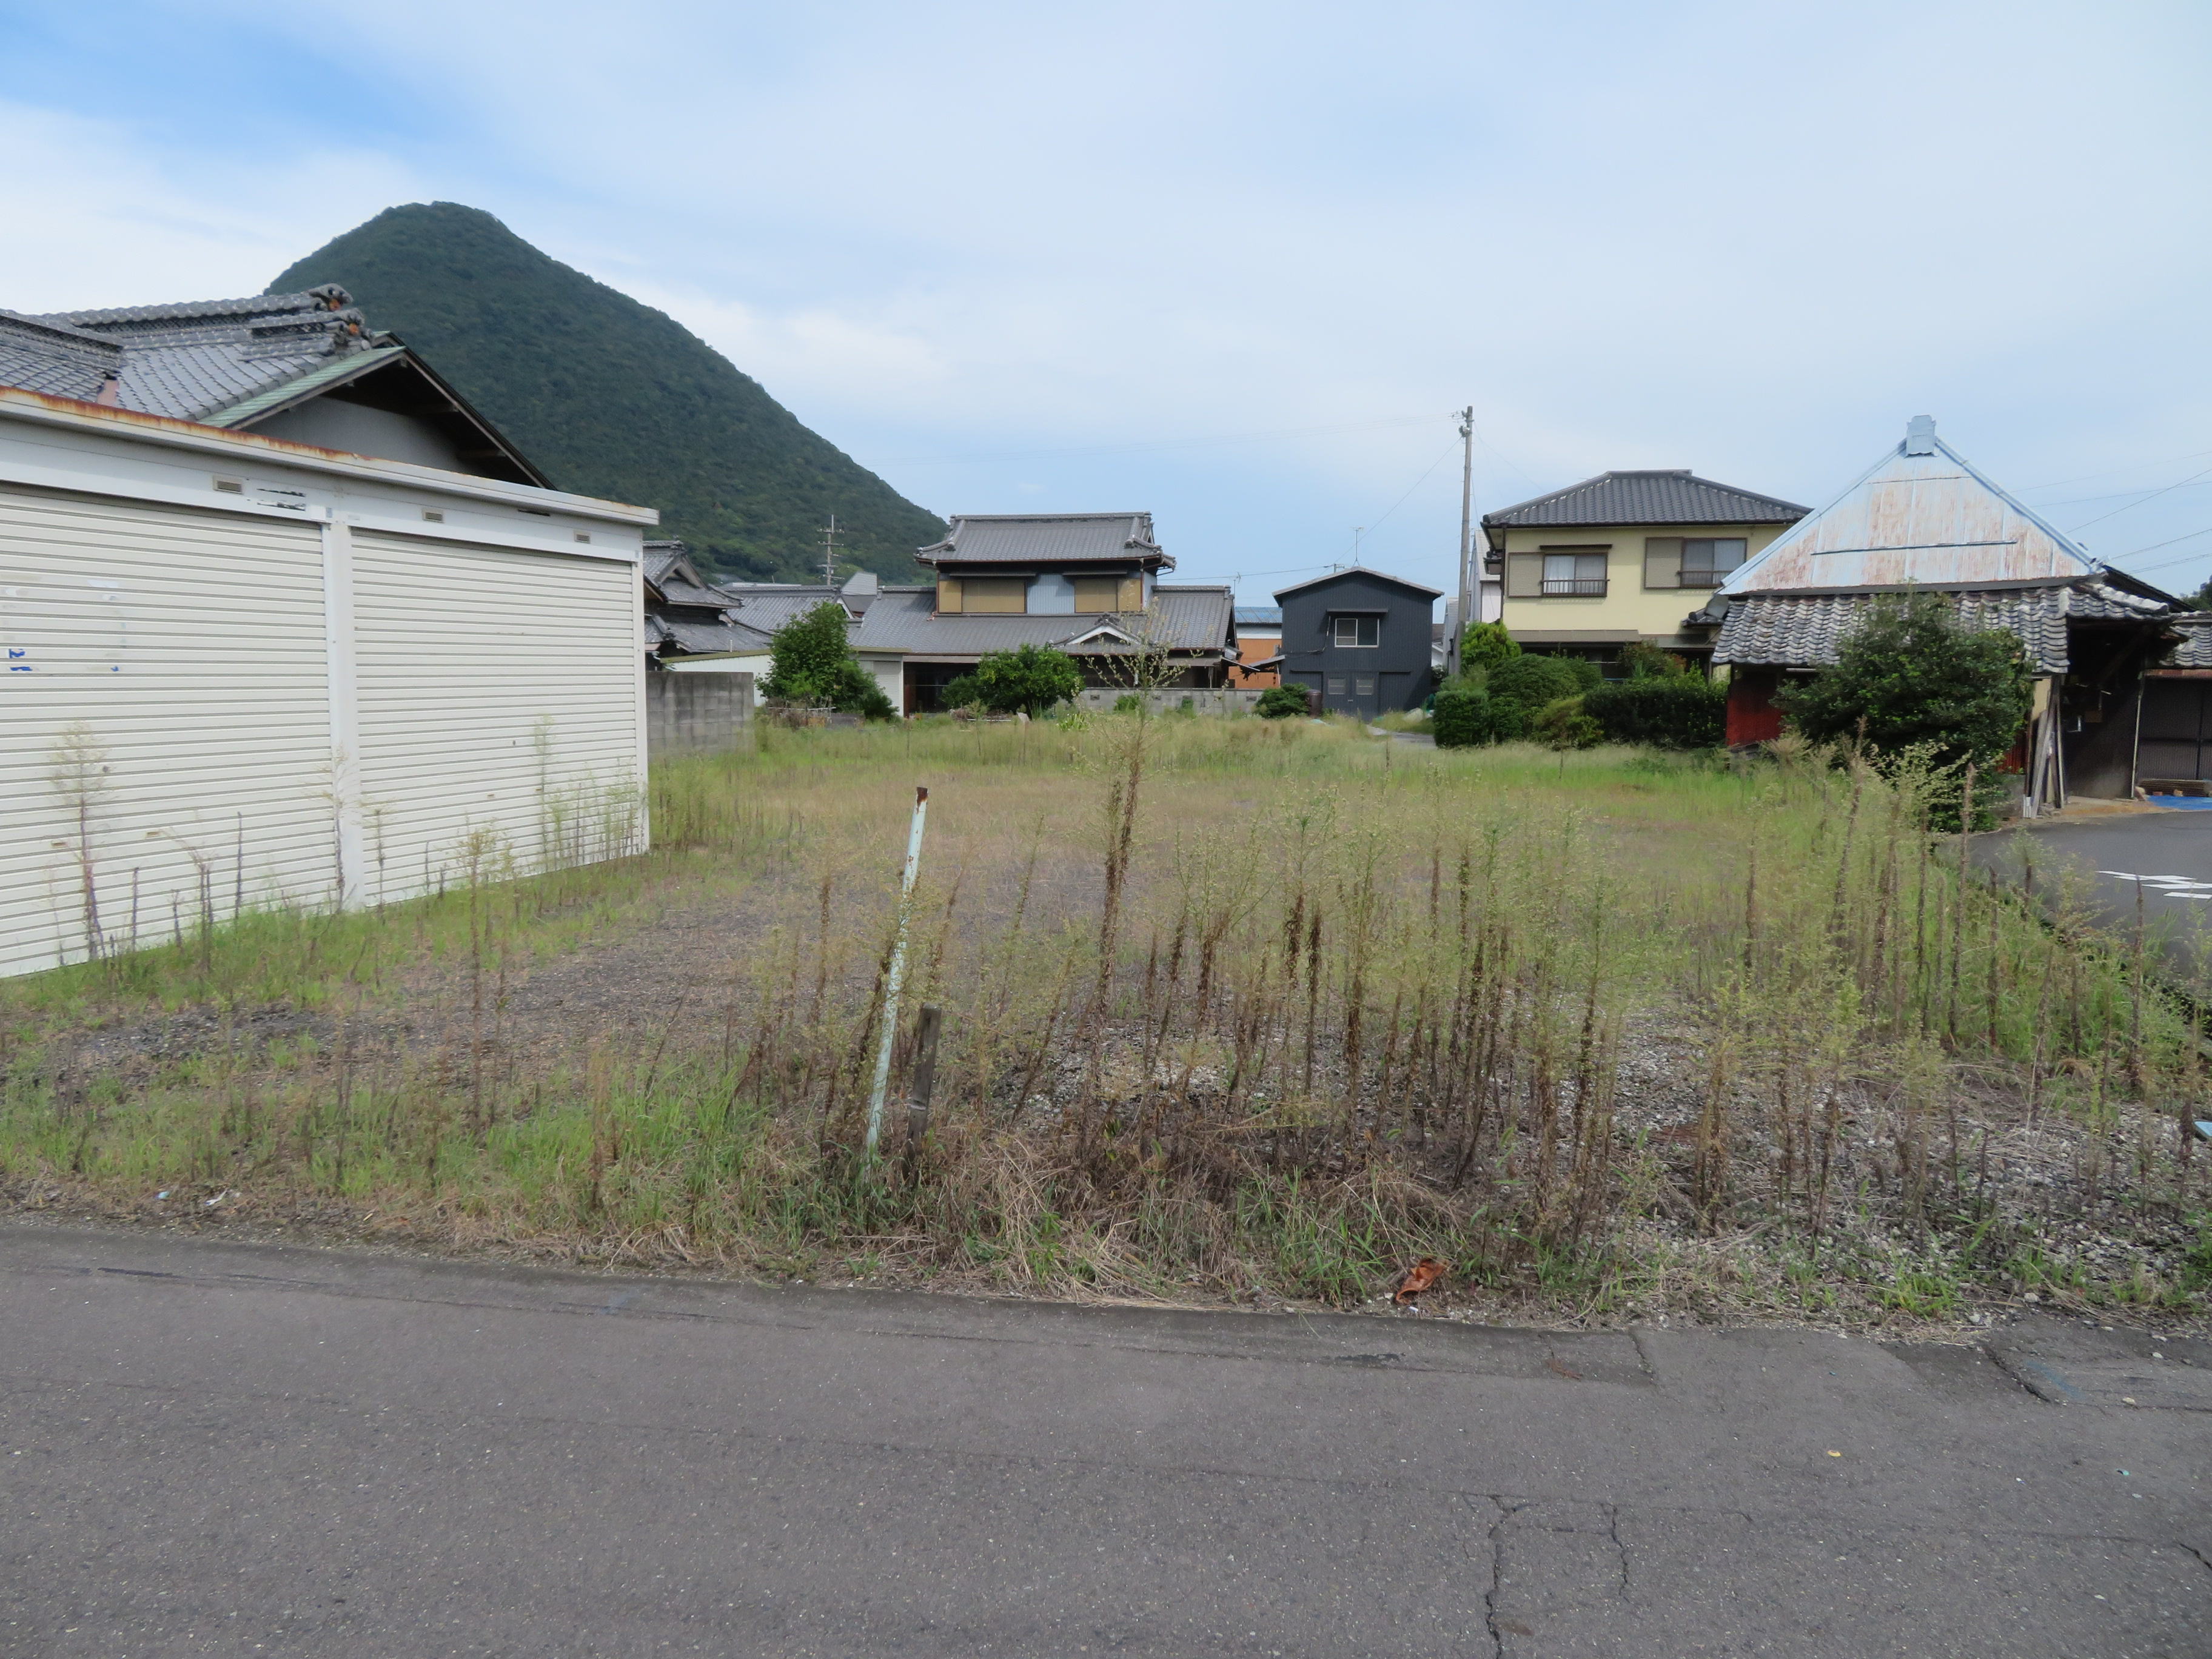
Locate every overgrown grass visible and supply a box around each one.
[4,717,2207,1324]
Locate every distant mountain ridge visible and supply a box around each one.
[269,203,941,582]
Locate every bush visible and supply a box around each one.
[964,643,1085,716]
[1431,685,1491,747]
[762,600,895,719]
[1583,677,1726,749]
[1112,692,1142,714]
[940,672,985,711]
[1256,684,1312,719]
[1532,695,1603,749]
[1777,592,2032,769]
[1615,640,1690,681]
[1486,655,1598,740]
[1461,622,1520,676]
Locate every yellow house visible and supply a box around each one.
[1482,471,1807,670]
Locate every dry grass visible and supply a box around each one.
[4,714,2208,1328]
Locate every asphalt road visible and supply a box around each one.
[1973,811,2212,990]
[2,1225,2207,1658]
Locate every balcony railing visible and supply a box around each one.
[1540,577,1608,596]
[1677,572,1726,589]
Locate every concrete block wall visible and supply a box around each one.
[1070,687,1266,716]
[646,672,754,756]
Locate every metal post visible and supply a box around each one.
[866,785,929,1156]
[902,1003,943,1179]
[1453,405,1475,674]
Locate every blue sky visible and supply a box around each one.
[3,1,2210,600]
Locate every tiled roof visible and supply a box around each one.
[0,309,120,401]
[1713,580,2167,674]
[655,616,775,655]
[717,586,850,633]
[2160,615,2212,669]
[851,584,1233,657]
[920,512,1164,567]
[1485,471,1808,529]
[13,286,377,424]
[201,345,405,427]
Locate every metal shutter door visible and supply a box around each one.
[350,531,641,902]
[0,486,332,976]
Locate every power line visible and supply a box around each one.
[2066,461,2212,531]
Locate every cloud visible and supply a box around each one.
[4,1,2211,591]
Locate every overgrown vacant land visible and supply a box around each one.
[5,718,2208,1327]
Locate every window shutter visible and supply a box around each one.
[1643,538,1683,589]
[1118,575,1145,611]
[936,576,962,613]
[1073,575,1118,611]
[1506,554,1544,598]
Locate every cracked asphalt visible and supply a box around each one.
[1,1224,2207,1657]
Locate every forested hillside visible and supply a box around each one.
[270,203,941,581]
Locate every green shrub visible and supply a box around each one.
[1583,676,1726,749]
[1256,685,1312,719]
[760,600,896,719]
[1533,695,1603,749]
[1460,621,1520,676]
[1615,640,1690,681]
[1778,592,2032,769]
[940,673,985,711]
[1112,692,1142,714]
[959,643,1085,716]
[1486,655,1597,740]
[1430,685,1491,747]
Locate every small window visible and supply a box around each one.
[1353,676,1376,698]
[962,577,1027,614]
[1072,575,1122,611]
[1541,552,1607,596]
[1678,539,1746,588]
[573,532,592,545]
[1332,615,1381,648]
[421,509,445,524]
[212,477,244,495]
[1326,675,1347,697]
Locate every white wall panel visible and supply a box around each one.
[350,531,643,903]
[0,487,335,976]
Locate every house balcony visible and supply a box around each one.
[1540,577,1609,597]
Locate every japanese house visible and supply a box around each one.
[1271,568,1441,719]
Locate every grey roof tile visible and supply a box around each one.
[0,309,119,402]
[920,512,1164,566]
[2161,615,2212,668]
[8,288,377,423]
[1713,580,2165,675]
[1486,471,1809,529]
[852,584,1232,657]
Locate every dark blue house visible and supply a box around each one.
[1272,567,1441,719]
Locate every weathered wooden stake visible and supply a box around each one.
[865,786,929,1156]
[903,1003,943,1180]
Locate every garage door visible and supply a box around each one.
[0,486,336,976]
[350,530,642,902]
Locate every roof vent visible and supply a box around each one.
[1904,415,1937,456]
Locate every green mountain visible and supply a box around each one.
[269,203,942,582]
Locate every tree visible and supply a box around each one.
[955,643,1085,716]
[1460,621,1520,677]
[1486,654,1599,740]
[760,601,894,719]
[1255,684,1312,719]
[1777,592,2032,768]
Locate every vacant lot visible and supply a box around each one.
[4,716,2207,1328]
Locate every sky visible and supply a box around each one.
[2,1,2210,603]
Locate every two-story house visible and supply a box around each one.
[1482,471,1809,672]
[848,512,1236,712]
[1272,568,1441,719]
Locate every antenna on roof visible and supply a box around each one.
[820,515,840,585]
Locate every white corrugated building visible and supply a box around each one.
[0,386,655,979]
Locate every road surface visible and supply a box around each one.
[1974,810,2212,991]
[1,1224,2207,1656]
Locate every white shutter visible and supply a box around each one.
[0,487,334,976]
[350,530,642,902]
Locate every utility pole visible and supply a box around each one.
[820,515,840,586]
[1453,405,1475,677]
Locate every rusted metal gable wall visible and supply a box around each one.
[1723,441,2098,593]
